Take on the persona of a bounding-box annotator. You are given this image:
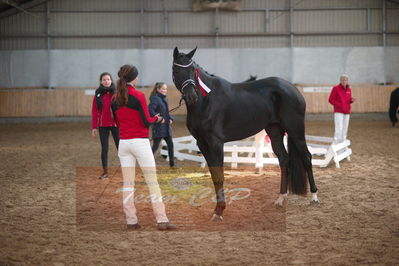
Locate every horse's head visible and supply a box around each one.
[172,47,198,105]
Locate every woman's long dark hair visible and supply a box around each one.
[99,72,113,84]
[95,72,115,110]
[150,82,166,99]
[116,65,138,106]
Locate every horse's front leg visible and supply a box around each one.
[208,166,226,221]
[197,140,226,221]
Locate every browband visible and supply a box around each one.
[173,61,194,68]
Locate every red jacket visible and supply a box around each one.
[111,85,157,140]
[91,92,117,129]
[328,84,354,114]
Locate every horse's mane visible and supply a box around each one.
[244,75,258,82]
[193,62,215,78]
[193,62,260,86]
[193,61,265,90]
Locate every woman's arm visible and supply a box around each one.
[91,96,99,129]
[328,87,338,106]
[137,93,159,127]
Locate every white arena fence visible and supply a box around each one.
[161,133,351,169]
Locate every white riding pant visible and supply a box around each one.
[333,113,350,144]
[254,131,266,168]
[118,138,168,224]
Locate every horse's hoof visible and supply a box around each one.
[211,214,223,222]
[310,199,321,205]
[274,194,286,207]
[310,192,320,205]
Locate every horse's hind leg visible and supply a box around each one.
[300,140,320,204]
[298,139,319,204]
[286,121,320,204]
[265,124,289,206]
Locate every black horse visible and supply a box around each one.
[172,47,319,221]
[389,87,399,127]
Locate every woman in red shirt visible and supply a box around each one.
[91,72,119,179]
[112,64,176,231]
[328,74,355,144]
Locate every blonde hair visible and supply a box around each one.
[340,74,349,80]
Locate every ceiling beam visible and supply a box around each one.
[0,0,47,19]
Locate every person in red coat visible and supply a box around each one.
[328,74,355,144]
[111,64,176,231]
[91,72,119,179]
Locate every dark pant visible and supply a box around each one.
[99,126,119,168]
[152,136,174,167]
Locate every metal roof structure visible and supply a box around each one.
[0,0,47,19]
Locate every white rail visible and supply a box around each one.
[161,134,351,168]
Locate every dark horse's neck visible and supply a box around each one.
[185,63,233,128]
[194,63,218,85]
[184,63,213,118]
[193,62,231,98]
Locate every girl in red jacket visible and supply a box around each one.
[111,65,176,231]
[328,74,355,144]
[91,72,119,179]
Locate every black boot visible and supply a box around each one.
[99,167,108,179]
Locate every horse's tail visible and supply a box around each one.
[276,80,311,195]
[287,135,309,195]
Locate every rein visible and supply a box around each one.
[168,95,185,113]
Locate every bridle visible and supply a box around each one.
[172,60,197,94]
[173,64,197,94]
[170,60,197,113]
[173,61,193,68]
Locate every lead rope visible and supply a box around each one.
[168,95,185,113]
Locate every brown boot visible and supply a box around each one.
[99,167,108,179]
[127,223,141,230]
[157,222,177,231]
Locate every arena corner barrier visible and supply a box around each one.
[160,134,351,169]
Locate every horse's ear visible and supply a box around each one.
[173,47,179,60]
[186,46,197,60]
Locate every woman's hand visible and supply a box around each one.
[92,129,98,137]
[155,114,164,123]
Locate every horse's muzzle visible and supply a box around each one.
[184,86,198,105]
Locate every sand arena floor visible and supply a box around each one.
[0,117,398,265]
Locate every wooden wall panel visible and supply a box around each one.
[298,85,398,113]
[0,85,397,117]
[0,89,93,117]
